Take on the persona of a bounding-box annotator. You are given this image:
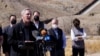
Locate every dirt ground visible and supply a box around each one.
[1,36,100,56]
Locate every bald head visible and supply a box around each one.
[21,8,32,23]
[51,18,59,29]
[51,19,58,25]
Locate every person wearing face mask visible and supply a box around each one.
[32,11,53,56]
[32,11,44,31]
[71,18,86,56]
[48,18,67,56]
[32,11,53,42]
[2,15,17,56]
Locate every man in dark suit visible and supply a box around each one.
[32,11,45,56]
[32,11,53,39]
[32,11,44,31]
[3,15,17,56]
[8,8,36,56]
[49,19,66,56]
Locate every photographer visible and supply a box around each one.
[40,28,55,56]
[34,28,54,56]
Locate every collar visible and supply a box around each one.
[10,24,15,28]
[34,21,40,24]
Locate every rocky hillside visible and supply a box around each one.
[0,0,93,20]
[0,0,100,35]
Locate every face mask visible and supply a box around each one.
[11,20,16,24]
[52,24,58,29]
[74,23,80,28]
[34,16,39,21]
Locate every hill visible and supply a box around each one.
[0,0,100,35]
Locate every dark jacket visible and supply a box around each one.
[49,28,63,49]
[8,20,36,56]
[3,25,14,54]
[33,21,44,31]
[32,21,44,39]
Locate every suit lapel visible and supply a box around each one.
[51,28,58,39]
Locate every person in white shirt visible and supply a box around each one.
[71,18,86,56]
[32,11,53,31]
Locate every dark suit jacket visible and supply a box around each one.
[3,25,14,54]
[33,21,44,31]
[32,21,44,39]
[48,28,63,49]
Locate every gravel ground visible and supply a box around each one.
[86,52,100,56]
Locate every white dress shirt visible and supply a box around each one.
[34,22,39,29]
